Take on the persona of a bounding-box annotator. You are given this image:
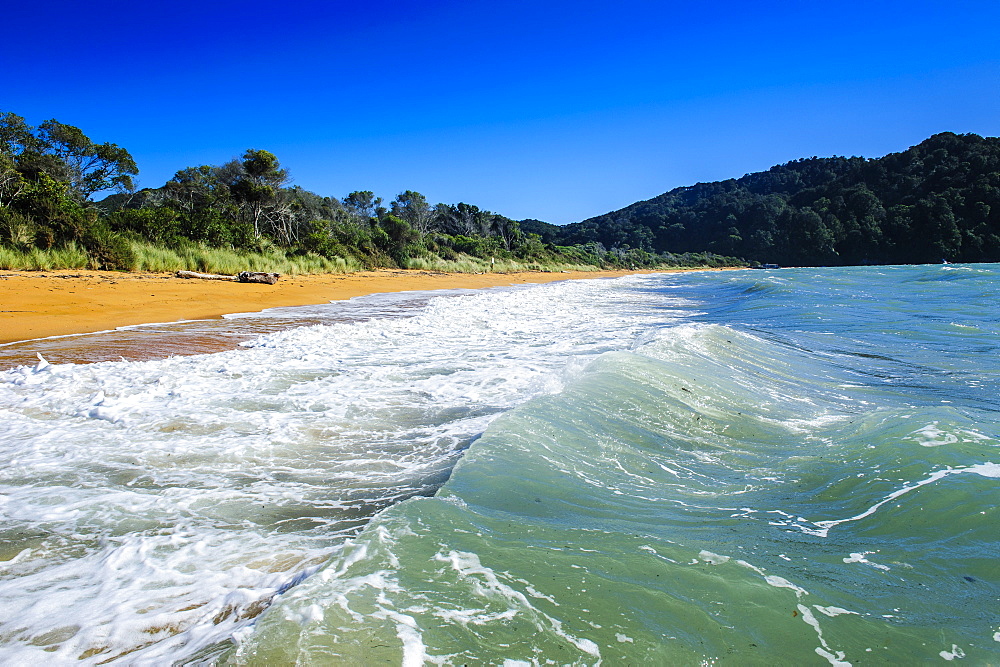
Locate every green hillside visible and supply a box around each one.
[552,132,1000,266]
[0,109,738,273]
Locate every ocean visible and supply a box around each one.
[1,264,998,665]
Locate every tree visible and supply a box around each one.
[454,202,489,235]
[159,164,248,245]
[914,194,962,262]
[489,214,522,250]
[35,119,137,199]
[164,165,230,215]
[343,191,382,224]
[228,149,292,241]
[1,111,51,210]
[0,111,138,201]
[0,150,26,209]
[379,214,420,266]
[0,111,39,156]
[390,190,432,232]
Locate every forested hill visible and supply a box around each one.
[1,108,741,273]
[548,132,1000,266]
[4,107,996,272]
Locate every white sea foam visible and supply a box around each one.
[796,462,1000,538]
[797,604,851,667]
[843,552,891,572]
[7,265,1000,664]
[968,462,1000,478]
[940,644,966,661]
[910,422,959,447]
[698,550,730,565]
[0,276,680,662]
[814,606,859,618]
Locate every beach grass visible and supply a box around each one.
[127,242,360,275]
[0,242,360,275]
[0,243,91,271]
[0,240,683,276]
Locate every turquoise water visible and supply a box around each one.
[227,264,1000,665]
[1,265,998,664]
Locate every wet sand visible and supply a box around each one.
[0,269,625,344]
[0,269,730,366]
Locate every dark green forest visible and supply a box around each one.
[0,110,733,274]
[3,109,996,273]
[540,132,1000,266]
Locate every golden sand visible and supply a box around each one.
[1,268,718,346]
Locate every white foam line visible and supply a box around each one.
[940,644,966,661]
[0,319,213,349]
[2,285,518,350]
[812,464,999,537]
[842,552,890,571]
[437,550,601,660]
[798,604,851,666]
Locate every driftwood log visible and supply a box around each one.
[237,271,281,285]
[176,270,235,281]
[176,270,281,285]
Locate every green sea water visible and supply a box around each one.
[224,264,1000,665]
[2,264,997,664]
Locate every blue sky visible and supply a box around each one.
[3,0,998,223]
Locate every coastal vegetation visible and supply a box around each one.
[0,110,737,274]
[540,132,1000,266]
[4,108,997,272]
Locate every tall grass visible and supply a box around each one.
[0,241,697,275]
[128,242,360,275]
[0,241,360,274]
[0,243,90,270]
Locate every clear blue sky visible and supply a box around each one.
[3,0,998,223]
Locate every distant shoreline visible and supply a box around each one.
[1,268,733,349]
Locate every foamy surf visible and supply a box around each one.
[0,276,680,662]
[3,264,1000,664]
[229,264,1000,665]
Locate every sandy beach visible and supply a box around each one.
[1,268,721,351]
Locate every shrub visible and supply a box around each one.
[85,229,137,270]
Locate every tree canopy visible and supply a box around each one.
[4,108,726,272]
[1,111,137,200]
[11,107,997,273]
[545,132,1000,266]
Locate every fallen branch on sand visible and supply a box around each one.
[176,270,233,281]
[176,270,281,285]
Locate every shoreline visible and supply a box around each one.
[1,267,729,351]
